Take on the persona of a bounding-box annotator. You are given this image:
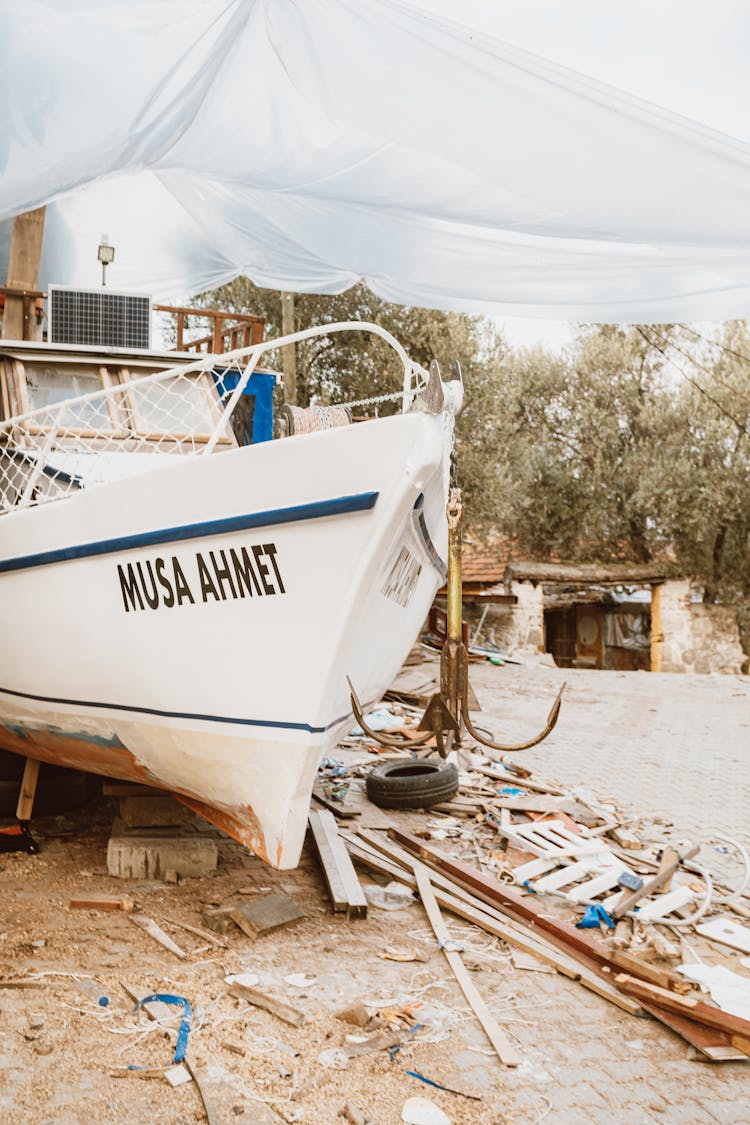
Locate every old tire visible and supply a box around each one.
[365,759,459,810]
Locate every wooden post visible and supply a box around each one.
[280,291,296,404]
[212,315,223,354]
[650,582,663,672]
[16,758,40,822]
[2,207,46,340]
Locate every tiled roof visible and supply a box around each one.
[461,535,514,584]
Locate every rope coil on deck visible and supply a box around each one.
[276,404,353,437]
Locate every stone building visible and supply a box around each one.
[448,540,746,674]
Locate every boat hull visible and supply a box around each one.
[0,412,450,866]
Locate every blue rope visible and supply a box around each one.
[132,993,193,1063]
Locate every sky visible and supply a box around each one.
[498,317,573,354]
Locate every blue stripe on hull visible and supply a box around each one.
[0,491,379,575]
[0,681,349,735]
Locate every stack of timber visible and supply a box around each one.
[342,827,750,1062]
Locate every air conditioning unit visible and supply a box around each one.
[47,286,151,350]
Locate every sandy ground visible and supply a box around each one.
[1,661,748,1125]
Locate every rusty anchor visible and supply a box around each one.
[348,482,564,758]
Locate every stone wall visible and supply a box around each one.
[463,580,545,658]
[463,577,746,673]
[659,580,745,674]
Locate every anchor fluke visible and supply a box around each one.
[346,676,434,750]
[416,692,460,759]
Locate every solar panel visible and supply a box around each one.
[48,287,151,349]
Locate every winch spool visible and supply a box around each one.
[276,403,352,437]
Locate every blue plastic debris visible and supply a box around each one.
[132,994,192,1063]
[404,1071,481,1101]
[350,708,405,736]
[498,786,526,796]
[577,904,615,930]
[98,996,109,1007]
[318,756,346,772]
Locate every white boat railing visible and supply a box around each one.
[0,322,428,516]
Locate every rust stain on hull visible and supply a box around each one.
[0,721,272,865]
[0,723,158,786]
[175,794,270,865]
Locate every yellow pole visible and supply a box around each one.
[650,583,663,672]
[446,487,463,644]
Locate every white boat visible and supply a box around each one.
[0,320,461,867]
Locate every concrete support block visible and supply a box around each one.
[107,833,218,879]
[118,794,195,828]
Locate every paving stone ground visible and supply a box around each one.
[467,662,750,1123]
[472,663,750,841]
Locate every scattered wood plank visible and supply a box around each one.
[227,981,307,1027]
[614,974,750,1055]
[696,917,750,954]
[158,914,229,949]
[343,1031,402,1058]
[637,1002,748,1062]
[473,765,565,796]
[70,894,134,912]
[109,1066,170,1079]
[412,861,521,1066]
[231,893,305,939]
[311,787,360,818]
[388,829,689,996]
[102,783,156,797]
[308,810,367,919]
[611,845,698,919]
[0,979,49,989]
[129,914,187,959]
[344,831,642,1016]
[609,950,692,994]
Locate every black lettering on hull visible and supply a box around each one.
[115,542,287,612]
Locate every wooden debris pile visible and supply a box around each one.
[325,716,750,1067]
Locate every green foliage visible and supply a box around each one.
[195,278,484,411]
[193,278,750,647]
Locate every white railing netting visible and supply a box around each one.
[0,323,428,517]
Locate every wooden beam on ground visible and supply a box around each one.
[231,892,305,938]
[227,981,306,1028]
[615,975,750,1056]
[344,831,642,1016]
[412,860,521,1067]
[129,914,188,959]
[611,844,699,918]
[308,810,367,918]
[388,828,690,995]
[311,787,360,818]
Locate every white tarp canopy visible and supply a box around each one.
[3,0,750,321]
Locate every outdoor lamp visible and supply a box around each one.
[97,233,115,286]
